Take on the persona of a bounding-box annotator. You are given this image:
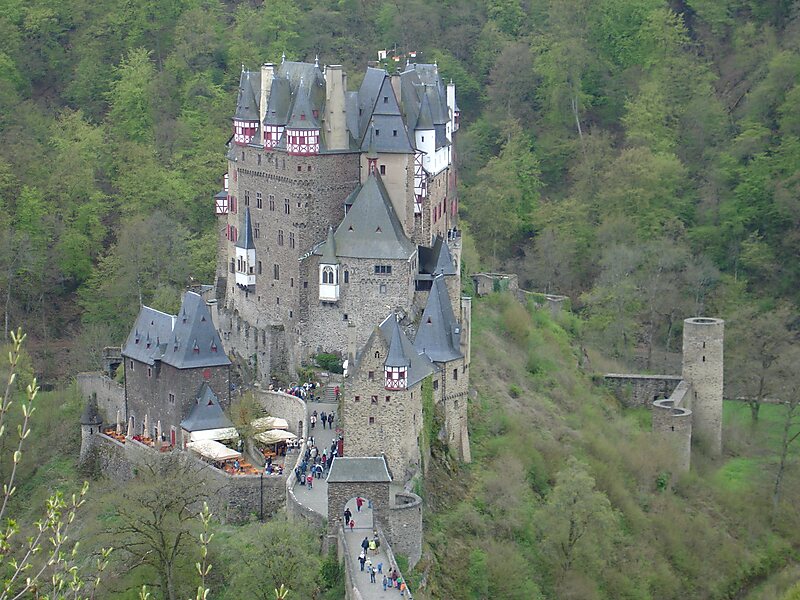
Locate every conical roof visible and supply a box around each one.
[414,275,462,362]
[320,226,337,264]
[236,207,256,250]
[415,92,434,130]
[234,70,260,121]
[384,316,411,368]
[163,292,231,369]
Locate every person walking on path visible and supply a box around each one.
[369,565,376,583]
[306,473,313,489]
[320,411,327,429]
[310,414,316,429]
[391,569,398,588]
[327,412,334,428]
[344,507,352,524]
[356,496,364,512]
[349,518,355,532]
[368,538,377,555]
[365,557,372,574]
[361,536,369,554]
[382,575,388,591]
[358,550,366,572]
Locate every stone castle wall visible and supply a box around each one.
[76,373,125,424]
[652,381,693,472]
[604,374,683,408]
[86,433,287,523]
[388,491,423,568]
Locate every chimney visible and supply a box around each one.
[390,70,402,109]
[324,65,348,150]
[260,63,274,133]
[446,80,456,130]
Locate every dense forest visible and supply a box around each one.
[1,0,800,598]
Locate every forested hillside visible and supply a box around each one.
[1,0,800,598]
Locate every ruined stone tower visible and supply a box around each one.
[682,317,724,456]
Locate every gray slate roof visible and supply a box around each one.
[180,383,234,432]
[379,315,435,386]
[318,173,415,260]
[236,207,256,250]
[327,456,392,483]
[418,235,457,278]
[234,69,261,121]
[122,293,230,369]
[122,307,175,365]
[163,292,231,369]
[320,226,337,264]
[414,275,462,363]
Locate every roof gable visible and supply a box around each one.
[180,383,235,432]
[234,70,260,121]
[122,306,175,365]
[162,292,231,369]
[379,314,435,386]
[236,207,256,250]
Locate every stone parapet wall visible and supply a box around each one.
[604,374,683,408]
[89,433,287,523]
[256,390,307,435]
[77,373,125,424]
[389,491,423,568]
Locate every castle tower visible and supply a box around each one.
[682,317,724,456]
[79,395,102,469]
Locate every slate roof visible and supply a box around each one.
[414,275,462,363]
[327,456,392,483]
[236,207,256,250]
[122,292,230,369]
[122,307,175,365]
[180,383,234,432]
[163,292,231,369]
[398,64,452,151]
[379,315,435,386]
[320,226,337,264]
[418,235,457,278]
[317,173,415,260]
[234,69,261,121]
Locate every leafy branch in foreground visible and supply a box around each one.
[0,328,111,599]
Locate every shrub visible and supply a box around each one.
[314,353,343,373]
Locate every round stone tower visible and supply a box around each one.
[79,394,102,469]
[652,397,692,472]
[682,317,724,456]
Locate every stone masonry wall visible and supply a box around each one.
[652,381,693,472]
[438,355,471,463]
[302,254,417,364]
[682,317,724,456]
[388,491,423,568]
[256,390,307,435]
[604,374,683,408]
[76,373,125,425]
[344,332,423,481]
[327,480,391,534]
[88,433,287,523]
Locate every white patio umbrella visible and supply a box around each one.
[126,416,133,438]
[156,420,162,442]
[115,410,121,435]
[143,414,149,438]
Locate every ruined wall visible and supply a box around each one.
[604,374,683,408]
[652,381,693,472]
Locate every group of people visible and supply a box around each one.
[294,435,338,489]
[270,380,320,401]
[310,409,334,430]
[262,455,284,475]
[355,532,408,596]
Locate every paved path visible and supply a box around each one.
[293,402,338,516]
[295,401,411,599]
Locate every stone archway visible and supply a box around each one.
[326,457,391,535]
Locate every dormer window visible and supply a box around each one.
[211,342,218,353]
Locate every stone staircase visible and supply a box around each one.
[323,384,338,403]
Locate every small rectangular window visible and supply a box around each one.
[380,165,386,175]
[274,264,280,280]
[244,190,250,206]
[278,229,284,246]
[385,395,390,402]
[371,396,378,404]
[383,96,388,104]
[256,192,262,209]
[169,393,175,403]
[355,395,360,402]
[433,380,439,391]
[392,130,397,137]
[379,284,387,294]
[369,416,375,424]
[129,360,134,370]
[258,261,262,275]
[453,368,458,380]
[284,199,290,215]
[289,232,295,248]
[254,222,260,238]
[147,367,152,378]
[368,371,375,380]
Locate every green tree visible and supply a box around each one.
[107,48,156,143]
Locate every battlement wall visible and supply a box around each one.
[76,373,125,424]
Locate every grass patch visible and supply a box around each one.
[713,457,763,492]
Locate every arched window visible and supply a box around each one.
[322,266,334,284]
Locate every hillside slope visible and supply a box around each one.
[415,291,799,600]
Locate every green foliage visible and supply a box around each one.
[314,352,343,374]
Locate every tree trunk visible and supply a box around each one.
[773,402,798,510]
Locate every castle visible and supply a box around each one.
[213,57,471,473]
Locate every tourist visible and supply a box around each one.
[358,550,366,571]
[369,564,376,583]
[377,561,383,574]
[328,412,334,428]
[294,467,303,485]
[306,473,313,489]
[361,536,369,553]
[349,518,355,532]
[366,557,372,573]
[369,538,377,555]
[356,496,364,512]
[344,507,352,524]
[391,569,398,588]
[382,574,388,591]
[399,579,406,597]
[310,414,316,429]
[320,411,327,428]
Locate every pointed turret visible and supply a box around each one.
[233,69,261,145]
[384,316,411,390]
[234,208,256,288]
[319,226,340,302]
[415,275,462,363]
